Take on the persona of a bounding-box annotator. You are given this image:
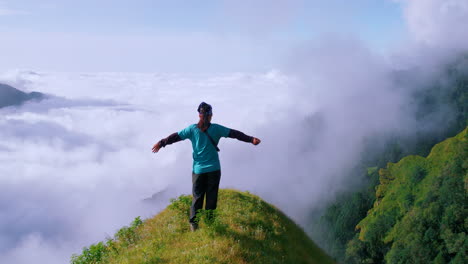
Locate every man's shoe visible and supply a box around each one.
[190,222,198,232]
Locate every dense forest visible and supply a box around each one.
[309,55,468,263]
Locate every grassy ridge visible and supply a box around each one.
[346,127,467,263]
[71,189,335,264]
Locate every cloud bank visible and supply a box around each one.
[402,0,468,49]
[0,71,301,263]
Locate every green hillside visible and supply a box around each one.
[311,55,468,262]
[346,127,467,263]
[71,189,335,264]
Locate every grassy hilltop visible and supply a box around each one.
[71,189,335,264]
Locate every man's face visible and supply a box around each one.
[199,114,212,122]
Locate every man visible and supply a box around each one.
[152,102,261,231]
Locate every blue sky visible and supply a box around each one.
[0,0,406,72]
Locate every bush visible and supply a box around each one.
[70,217,144,264]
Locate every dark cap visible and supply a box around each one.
[197,102,213,115]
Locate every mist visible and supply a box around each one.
[1,0,468,263]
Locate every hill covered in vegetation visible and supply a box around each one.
[347,127,467,263]
[71,189,335,264]
[310,54,468,263]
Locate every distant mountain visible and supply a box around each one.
[0,83,45,108]
[143,188,170,203]
[71,189,336,264]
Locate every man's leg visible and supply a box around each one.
[205,170,221,222]
[190,172,206,225]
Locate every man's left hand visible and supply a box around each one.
[252,137,261,145]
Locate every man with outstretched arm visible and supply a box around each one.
[152,102,261,231]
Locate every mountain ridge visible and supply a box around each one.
[71,189,335,264]
[0,83,45,108]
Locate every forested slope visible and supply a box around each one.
[310,55,468,263]
[347,127,467,263]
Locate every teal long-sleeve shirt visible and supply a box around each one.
[158,123,253,174]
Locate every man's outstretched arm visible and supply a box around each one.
[228,129,261,145]
[152,132,182,153]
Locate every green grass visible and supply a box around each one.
[71,189,335,264]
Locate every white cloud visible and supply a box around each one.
[0,71,300,263]
[399,0,468,49]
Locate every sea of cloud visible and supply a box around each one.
[0,70,310,263]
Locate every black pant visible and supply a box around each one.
[190,170,221,223]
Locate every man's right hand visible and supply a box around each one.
[152,142,162,153]
[252,137,261,145]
